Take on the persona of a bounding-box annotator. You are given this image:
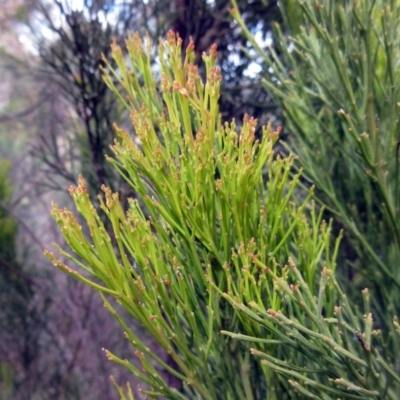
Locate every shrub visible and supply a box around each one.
[46,29,400,399]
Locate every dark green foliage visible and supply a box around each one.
[231,0,400,396]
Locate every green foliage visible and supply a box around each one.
[231,0,400,397]
[0,161,18,263]
[0,162,22,400]
[231,0,400,305]
[47,30,400,399]
[0,161,31,300]
[0,361,13,400]
[0,162,16,400]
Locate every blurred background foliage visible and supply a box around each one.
[0,0,284,398]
